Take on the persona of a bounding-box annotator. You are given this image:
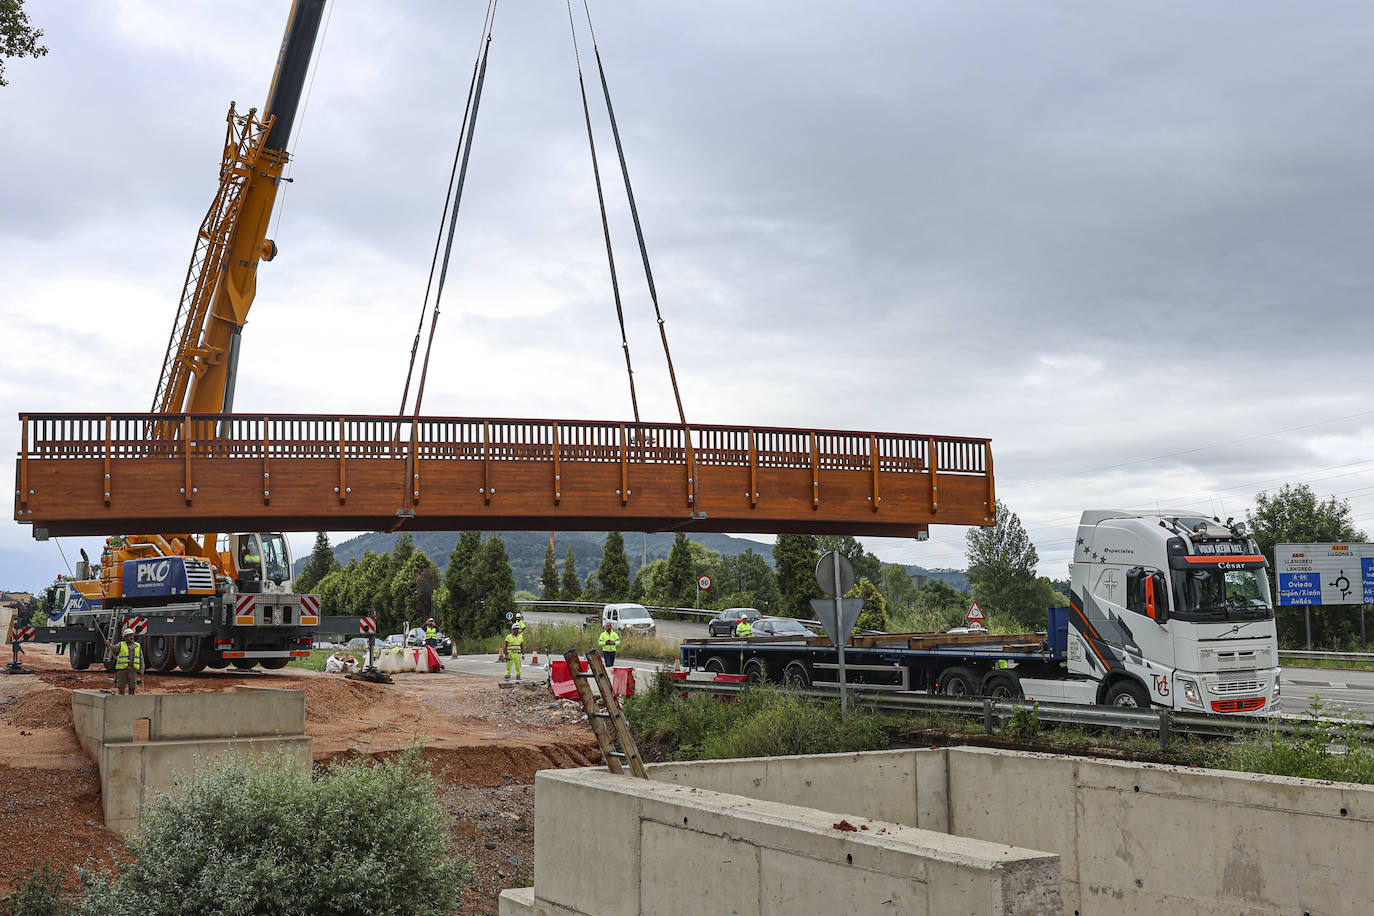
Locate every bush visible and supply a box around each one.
[625,682,888,761]
[78,751,472,916]
[4,863,70,916]
[1220,696,1374,784]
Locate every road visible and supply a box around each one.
[1279,666,1374,717]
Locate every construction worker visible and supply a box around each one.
[598,620,621,667]
[734,617,754,638]
[114,628,143,695]
[502,622,524,681]
[513,612,527,634]
[424,617,438,647]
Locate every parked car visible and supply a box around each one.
[404,627,454,656]
[750,617,811,637]
[708,607,761,637]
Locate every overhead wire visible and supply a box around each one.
[399,0,497,417]
[579,0,688,426]
[410,0,500,420]
[566,0,640,423]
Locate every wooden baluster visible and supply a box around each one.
[482,421,491,505]
[260,418,271,505]
[684,426,696,509]
[619,424,629,506]
[553,422,562,505]
[870,434,881,512]
[984,443,996,523]
[338,418,348,504]
[103,416,112,506]
[928,437,939,514]
[809,432,820,510]
[748,428,758,507]
[182,415,193,505]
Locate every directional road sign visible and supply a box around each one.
[815,551,856,598]
[1276,543,1374,605]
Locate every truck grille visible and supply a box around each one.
[1215,679,1262,694]
[1212,697,1266,713]
[185,559,215,591]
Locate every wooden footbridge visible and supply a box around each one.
[14,413,994,539]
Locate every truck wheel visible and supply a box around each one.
[146,636,177,673]
[782,660,812,688]
[940,666,979,697]
[983,671,1023,700]
[68,640,91,671]
[260,658,291,670]
[232,660,257,671]
[704,656,729,675]
[742,658,770,684]
[205,657,230,669]
[175,636,207,673]
[1106,679,1150,708]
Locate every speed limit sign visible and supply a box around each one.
[697,574,713,591]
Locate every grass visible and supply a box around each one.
[1279,653,1374,673]
[453,623,681,664]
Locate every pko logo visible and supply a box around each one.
[137,560,173,583]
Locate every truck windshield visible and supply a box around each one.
[261,534,291,581]
[1173,567,1273,621]
[619,606,649,619]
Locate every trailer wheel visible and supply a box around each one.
[983,671,1023,700]
[174,636,207,673]
[231,660,257,671]
[1106,679,1149,708]
[259,658,291,670]
[68,639,91,671]
[742,658,771,684]
[704,656,729,674]
[782,660,812,688]
[205,657,230,670]
[146,636,176,673]
[940,666,979,697]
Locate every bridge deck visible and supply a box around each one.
[14,413,995,538]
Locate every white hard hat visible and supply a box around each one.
[122,628,135,636]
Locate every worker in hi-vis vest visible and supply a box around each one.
[424,618,438,646]
[114,628,144,695]
[598,621,621,667]
[734,617,754,638]
[501,623,524,681]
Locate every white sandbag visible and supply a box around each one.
[376,647,404,674]
[324,652,358,674]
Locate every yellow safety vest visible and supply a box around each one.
[735,621,753,637]
[514,620,526,632]
[598,629,621,651]
[504,633,524,652]
[425,626,437,640]
[116,641,142,671]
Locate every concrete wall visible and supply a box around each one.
[640,746,1374,916]
[71,687,311,836]
[502,767,1060,916]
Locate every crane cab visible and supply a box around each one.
[219,533,295,594]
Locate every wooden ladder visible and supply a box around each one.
[564,648,648,778]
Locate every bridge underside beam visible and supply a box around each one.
[15,414,996,539]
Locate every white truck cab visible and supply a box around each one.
[1043,510,1280,712]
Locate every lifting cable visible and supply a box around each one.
[400,0,499,419]
[578,0,689,427]
[566,0,640,424]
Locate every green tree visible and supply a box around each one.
[351,551,397,623]
[662,533,696,607]
[880,565,920,619]
[560,549,580,602]
[597,532,632,602]
[0,0,47,87]
[387,551,436,631]
[580,572,600,602]
[965,499,1046,630]
[714,548,780,613]
[464,536,516,638]
[773,534,822,618]
[393,533,415,565]
[1248,484,1368,648]
[295,531,339,594]
[912,578,970,630]
[845,576,890,632]
[540,540,559,600]
[441,533,482,635]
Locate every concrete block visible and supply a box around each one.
[641,820,759,916]
[760,848,924,915]
[913,747,949,832]
[533,771,643,914]
[497,887,535,916]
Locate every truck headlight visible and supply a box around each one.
[1178,677,1202,707]
[1272,674,1281,700]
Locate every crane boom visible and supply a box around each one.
[151,0,326,419]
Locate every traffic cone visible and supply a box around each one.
[531,647,539,665]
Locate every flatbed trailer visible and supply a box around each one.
[679,608,1073,698]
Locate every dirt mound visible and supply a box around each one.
[319,740,601,787]
[0,764,125,894]
[5,688,74,730]
[302,677,394,724]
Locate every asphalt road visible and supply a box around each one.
[1279,666,1374,717]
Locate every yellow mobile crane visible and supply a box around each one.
[33,1,363,673]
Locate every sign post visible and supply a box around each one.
[811,550,861,721]
[697,574,712,609]
[965,600,986,630]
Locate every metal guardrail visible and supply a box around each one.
[1280,649,1374,662]
[514,600,717,620]
[674,680,1359,749]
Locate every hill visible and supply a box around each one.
[308,531,968,595]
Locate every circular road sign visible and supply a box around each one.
[815,550,856,597]
[697,574,713,591]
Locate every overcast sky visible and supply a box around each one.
[5,0,1374,594]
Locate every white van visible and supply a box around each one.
[586,603,658,635]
